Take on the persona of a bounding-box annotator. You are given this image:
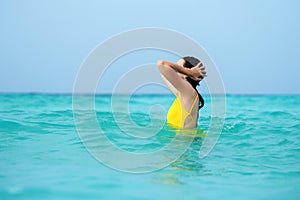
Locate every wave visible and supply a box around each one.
[259,110,295,118]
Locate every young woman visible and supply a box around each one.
[157,56,206,129]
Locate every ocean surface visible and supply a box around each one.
[0,94,299,199]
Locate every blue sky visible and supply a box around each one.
[1,0,299,94]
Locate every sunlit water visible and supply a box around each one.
[0,94,299,199]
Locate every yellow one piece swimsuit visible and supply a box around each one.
[167,95,199,128]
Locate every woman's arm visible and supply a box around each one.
[157,60,206,81]
[157,60,195,97]
[160,74,180,96]
[157,60,192,77]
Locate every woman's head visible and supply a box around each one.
[180,56,202,88]
[178,56,205,109]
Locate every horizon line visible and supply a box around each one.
[0,92,300,96]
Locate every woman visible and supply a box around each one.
[157,56,207,129]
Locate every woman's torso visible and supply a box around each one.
[167,93,199,128]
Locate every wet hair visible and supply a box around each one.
[182,56,204,109]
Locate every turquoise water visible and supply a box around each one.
[0,94,299,199]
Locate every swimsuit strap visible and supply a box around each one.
[178,93,199,114]
[188,94,199,124]
[188,94,199,114]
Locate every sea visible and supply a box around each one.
[0,93,299,199]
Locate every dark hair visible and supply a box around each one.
[182,56,204,109]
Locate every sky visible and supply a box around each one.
[0,0,299,94]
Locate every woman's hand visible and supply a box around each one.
[189,62,207,81]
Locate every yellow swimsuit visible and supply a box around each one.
[167,95,199,128]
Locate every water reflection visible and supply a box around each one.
[153,129,206,185]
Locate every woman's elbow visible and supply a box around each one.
[157,60,166,67]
